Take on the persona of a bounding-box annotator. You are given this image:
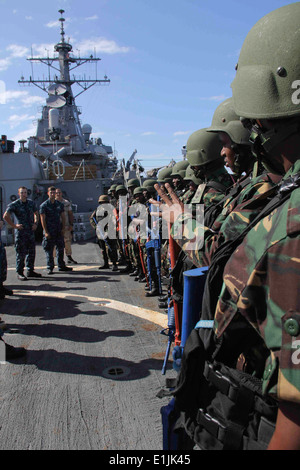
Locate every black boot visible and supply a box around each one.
[98,264,109,270]
[145,283,159,297]
[130,268,139,277]
[119,264,133,274]
[158,295,168,302]
[0,285,13,298]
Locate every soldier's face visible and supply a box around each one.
[219,133,236,172]
[172,177,181,188]
[55,190,62,200]
[18,188,27,201]
[48,189,56,200]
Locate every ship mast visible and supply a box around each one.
[18,8,111,161]
[19,9,110,97]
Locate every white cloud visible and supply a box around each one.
[0,43,30,71]
[76,37,131,55]
[141,131,156,136]
[173,130,191,136]
[6,44,29,58]
[0,89,44,108]
[8,113,35,129]
[0,90,28,102]
[85,15,98,21]
[199,94,229,101]
[46,20,60,29]
[12,124,37,143]
[21,95,44,107]
[45,17,72,30]
[31,43,56,56]
[0,58,11,71]
[25,16,33,21]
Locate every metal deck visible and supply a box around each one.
[0,241,175,450]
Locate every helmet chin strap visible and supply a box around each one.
[230,143,253,176]
[241,118,300,175]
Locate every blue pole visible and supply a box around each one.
[181,267,209,348]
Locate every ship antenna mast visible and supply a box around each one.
[18,9,110,97]
[59,9,66,43]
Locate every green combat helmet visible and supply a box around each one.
[171,160,189,179]
[184,165,203,186]
[108,183,118,194]
[127,178,140,189]
[142,179,157,194]
[207,97,253,175]
[157,167,173,184]
[186,128,223,167]
[98,195,110,203]
[232,3,300,120]
[207,98,250,145]
[133,186,144,196]
[231,3,300,173]
[115,184,128,195]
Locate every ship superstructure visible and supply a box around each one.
[19,9,118,183]
[0,9,123,246]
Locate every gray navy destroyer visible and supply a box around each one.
[0,10,122,243]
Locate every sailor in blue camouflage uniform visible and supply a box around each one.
[0,218,13,299]
[4,186,41,280]
[40,186,72,274]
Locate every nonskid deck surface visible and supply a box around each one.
[0,241,175,450]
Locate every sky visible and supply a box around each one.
[0,0,298,173]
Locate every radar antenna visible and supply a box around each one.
[18,9,110,97]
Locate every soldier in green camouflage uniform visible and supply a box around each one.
[115,185,132,272]
[216,4,300,449]
[128,186,147,280]
[141,179,162,296]
[181,165,202,204]
[157,169,174,278]
[126,179,141,276]
[186,128,234,209]
[108,184,118,208]
[170,161,189,200]
[157,167,173,187]
[90,195,118,271]
[166,4,300,451]
[170,101,281,268]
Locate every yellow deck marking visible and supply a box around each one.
[7,265,101,271]
[13,290,168,328]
